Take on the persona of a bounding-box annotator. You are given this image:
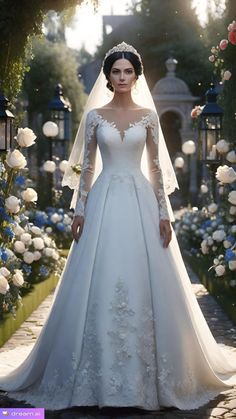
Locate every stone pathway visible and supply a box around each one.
[0,266,236,419]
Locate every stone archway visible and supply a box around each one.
[160,111,182,159]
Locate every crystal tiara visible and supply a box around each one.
[103,41,142,64]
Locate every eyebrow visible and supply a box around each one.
[112,67,134,70]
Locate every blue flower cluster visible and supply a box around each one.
[225,249,236,262]
[0,248,8,262]
[39,265,49,277]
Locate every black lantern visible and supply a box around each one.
[198,84,223,164]
[48,84,72,141]
[0,92,14,152]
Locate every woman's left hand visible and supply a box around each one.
[159,219,172,248]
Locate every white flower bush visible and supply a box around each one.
[6,150,27,169]
[216,139,229,153]
[5,196,20,214]
[0,124,66,320]
[21,188,38,202]
[216,165,236,183]
[16,128,36,148]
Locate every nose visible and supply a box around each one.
[119,72,125,81]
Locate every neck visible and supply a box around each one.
[110,91,135,109]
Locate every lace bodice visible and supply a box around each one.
[74,108,170,220]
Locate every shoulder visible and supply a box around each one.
[85,109,100,125]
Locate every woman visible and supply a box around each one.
[0,42,236,411]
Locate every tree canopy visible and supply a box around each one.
[0,0,96,100]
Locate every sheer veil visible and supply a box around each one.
[62,55,179,221]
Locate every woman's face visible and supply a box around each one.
[109,58,137,93]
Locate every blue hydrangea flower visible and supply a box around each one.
[56,222,65,231]
[3,227,15,239]
[0,248,8,262]
[15,175,26,186]
[226,235,235,245]
[39,265,49,277]
[225,249,236,262]
[22,264,32,275]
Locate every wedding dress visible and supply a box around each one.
[0,108,236,411]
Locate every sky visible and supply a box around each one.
[65,0,134,53]
[65,0,226,54]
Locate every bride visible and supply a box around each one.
[0,42,236,412]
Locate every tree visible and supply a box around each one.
[23,37,87,153]
[0,0,97,101]
[96,0,211,98]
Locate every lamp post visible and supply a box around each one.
[0,92,14,152]
[42,121,59,205]
[182,140,196,205]
[198,84,223,200]
[48,84,72,160]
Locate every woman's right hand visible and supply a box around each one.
[71,215,84,242]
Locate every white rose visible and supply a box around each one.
[59,160,68,172]
[213,258,219,265]
[33,251,42,261]
[5,196,20,214]
[226,151,236,163]
[200,184,208,194]
[229,260,236,271]
[0,275,9,295]
[5,248,14,258]
[14,241,26,254]
[0,267,10,277]
[44,237,52,246]
[13,224,25,236]
[43,160,56,173]
[44,247,54,257]
[45,227,52,234]
[231,225,236,233]
[216,165,236,184]
[216,139,229,153]
[21,188,38,203]
[212,230,226,242]
[6,149,27,169]
[63,215,71,225]
[32,237,44,250]
[207,237,213,246]
[30,226,41,235]
[229,206,236,215]
[228,191,236,206]
[201,240,209,254]
[223,70,232,81]
[20,233,32,244]
[16,127,36,148]
[215,265,225,276]
[12,269,24,287]
[208,203,218,213]
[51,213,62,223]
[52,251,59,260]
[23,251,34,264]
[223,240,232,249]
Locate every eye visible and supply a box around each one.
[111,69,119,73]
[126,69,134,74]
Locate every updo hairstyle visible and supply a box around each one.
[103,51,143,92]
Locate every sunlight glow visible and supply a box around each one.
[192,0,226,26]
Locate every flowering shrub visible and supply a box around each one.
[208,20,236,82]
[176,139,236,287]
[26,207,74,249]
[0,128,65,319]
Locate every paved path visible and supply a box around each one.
[0,266,236,419]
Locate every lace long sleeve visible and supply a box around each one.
[146,111,170,221]
[74,111,97,217]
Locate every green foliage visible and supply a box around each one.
[96,0,211,97]
[0,0,96,101]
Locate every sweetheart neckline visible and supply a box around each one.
[93,109,152,142]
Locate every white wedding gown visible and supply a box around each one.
[0,108,236,411]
